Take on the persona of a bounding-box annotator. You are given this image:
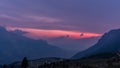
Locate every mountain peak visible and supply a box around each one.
[0,26,7,32]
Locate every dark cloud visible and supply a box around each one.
[80,33,84,37]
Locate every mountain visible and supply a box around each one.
[0,27,67,64]
[73,29,120,59]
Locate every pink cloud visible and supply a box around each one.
[7,27,102,40]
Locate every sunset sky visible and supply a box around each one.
[0,0,120,51]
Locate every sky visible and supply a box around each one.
[0,0,120,52]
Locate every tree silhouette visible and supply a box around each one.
[3,64,7,68]
[21,57,29,68]
[10,64,14,68]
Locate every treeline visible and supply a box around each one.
[1,57,29,68]
[2,52,120,68]
[38,60,97,68]
[38,53,120,68]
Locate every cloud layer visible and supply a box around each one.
[7,27,101,40]
[0,0,120,33]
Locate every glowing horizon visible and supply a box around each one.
[7,27,102,39]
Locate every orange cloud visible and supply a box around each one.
[7,27,102,39]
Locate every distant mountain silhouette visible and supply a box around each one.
[73,29,120,59]
[0,26,67,64]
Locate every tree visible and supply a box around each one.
[10,64,14,68]
[3,64,7,68]
[21,57,29,68]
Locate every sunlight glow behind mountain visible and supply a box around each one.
[7,27,102,39]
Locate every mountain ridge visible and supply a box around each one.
[0,26,67,64]
[73,29,120,59]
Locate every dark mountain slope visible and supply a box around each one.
[0,27,66,64]
[73,29,120,59]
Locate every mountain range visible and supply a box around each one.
[0,27,67,64]
[1,26,120,64]
[73,29,120,59]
